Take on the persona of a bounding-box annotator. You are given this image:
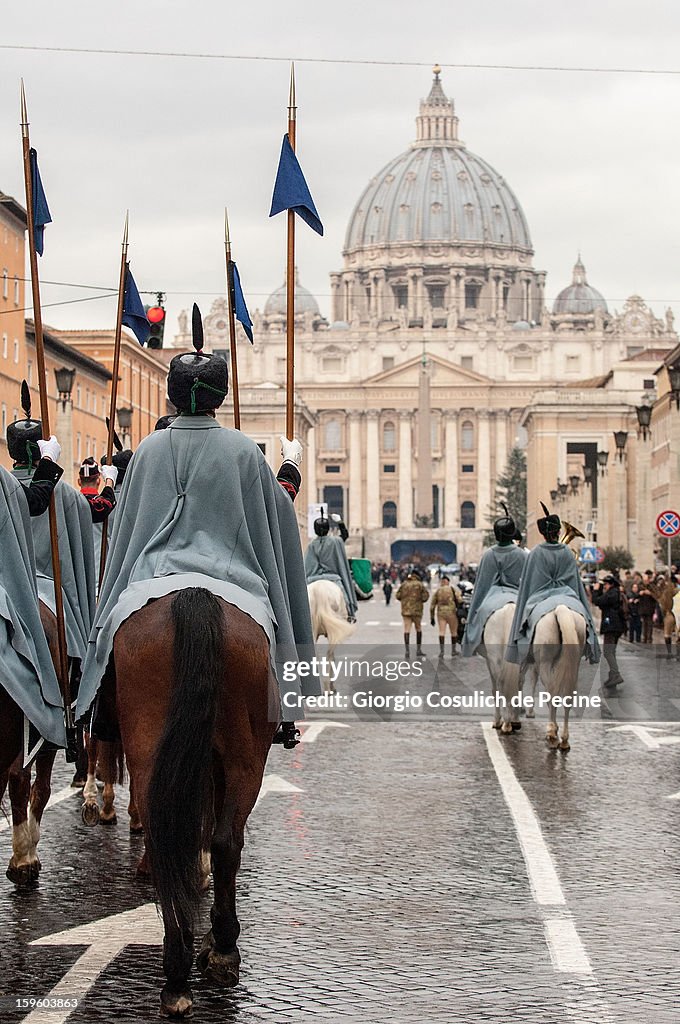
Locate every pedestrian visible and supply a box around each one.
[656,573,679,659]
[627,582,642,643]
[395,570,429,658]
[383,579,393,605]
[430,575,462,657]
[591,575,626,690]
[638,571,657,643]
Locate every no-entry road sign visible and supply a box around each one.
[656,510,680,538]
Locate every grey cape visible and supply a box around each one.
[0,467,66,747]
[505,542,600,664]
[13,468,96,663]
[304,535,358,617]
[77,417,318,722]
[461,543,528,657]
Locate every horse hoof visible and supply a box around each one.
[546,735,559,749]
[511,722,522,732]
[492,720,501,730]
[81,801,100,827]
[6,861,40,886]
[160,986,193,1017]
[559,742,571,752]
[500,723,513,734]
[526,710,535,719]
[129,822,144,835]
[100,813,117,826]
[205,949,240,988]
[136,852,151,878]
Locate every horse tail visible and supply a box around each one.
[146,587,224,929]
[541,605,585,695]
[310,581,355,649]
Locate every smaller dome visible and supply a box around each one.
[512,320,531,331]
[264,268,320,317]
[553,257,608,315]
[330,321,350,330]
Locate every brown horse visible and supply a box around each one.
[1,603,59,886]
[110,586,277,1017]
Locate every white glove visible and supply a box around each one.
[280,435,303,467]
[330,514,342,523]
[101,465,118,485]
[37,435,61,463]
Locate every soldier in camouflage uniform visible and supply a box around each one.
[430,575,462,658]
[396,571,430,658]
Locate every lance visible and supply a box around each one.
[285,63,296,440]
[20,81,76,760]
[98,213,129,589]
[224,208,241,430]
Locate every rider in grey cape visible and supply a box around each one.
[305,511,358,621]
[77,305,318,744]
[461,506,528,657]
[505,502,600,665]
[0,452,66,752]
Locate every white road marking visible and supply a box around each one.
[299,721,350,744]
[0,784,77,834]
[481,722,564,906]
[544,918,592,974]
[389,621,403,626]
[608,724,680,750]
[253,773,303,806]
[365,620,379,626]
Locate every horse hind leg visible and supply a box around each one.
[559,707,571,752]
[81,734,101,826]
[7,759,38,886]
[546,698,559,749]
[197,804,242,988]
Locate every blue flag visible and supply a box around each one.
[29,148,52,257]
[121,266,150,346]
[232,262,253,343]
[269,134,323,236]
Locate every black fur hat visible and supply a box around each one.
[313,510,330,537]
[167,304,228,414]
[493,502,516,543]
[537,501,561,539]
[6,381,42,463]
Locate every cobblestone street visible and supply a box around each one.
[1,596,679,1022]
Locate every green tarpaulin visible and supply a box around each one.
[350,558,373,595]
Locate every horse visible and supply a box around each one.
[527,604,586,751]
[481,604,521,734]
[108,586,277,1017]
[80,734,140,830]
[307,579,355,691]
[1,602,58,886]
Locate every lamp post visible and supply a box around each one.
[634,395,655,570]
[117,406,133,449]
[612,430,629,550]
[54,366,76,485]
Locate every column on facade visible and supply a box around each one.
[494,411,508,490]
[398,411,413,528]
[365,410,381,529]
[415,269,424,320]
[612,455,629,550]
[306,425,317,508]
[348,412,363,532]
[495,274,504,316]
[444,412,459,527]
[523,279,530,321]
[375,271,385,319]
[55,399,75,487]
[457,274,465,314]
[488,276,496,321]
[476,410,492,526]
[448,267,458,320]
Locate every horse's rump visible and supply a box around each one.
[533,604,586,696]
[308,579,354,647]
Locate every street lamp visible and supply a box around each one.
[668,364,680,410]
[558,480,568,498]
[550,489,558,502]
[54,366,76,410]
[583,464,593,484]
[597,449,609,475]
[569,474,580,494]
[635,399,653,441]
[117,407,133,448]
[613,430,628,462]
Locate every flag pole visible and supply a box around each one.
[285,63,296,440]
[20,81,76,759]
[98,212,129,589]
[224,208,241,430]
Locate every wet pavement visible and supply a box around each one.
[1,592,679,1022]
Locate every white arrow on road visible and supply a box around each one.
[608,725,680,750]
[299,720,350,744]
[24,772,303,1024]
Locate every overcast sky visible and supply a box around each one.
[2,2,680,339]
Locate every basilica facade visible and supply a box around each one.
[171,70,677,562]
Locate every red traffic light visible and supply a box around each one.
[147,306,166,324]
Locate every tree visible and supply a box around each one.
[601,546,634,572]
[484,447,527,546]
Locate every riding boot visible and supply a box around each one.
[438,637,445,659]
[416,631,424,658]
[404,634,410,658]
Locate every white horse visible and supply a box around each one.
[307,580,356,691]
[482,604,521,734]
[527,604,586,751]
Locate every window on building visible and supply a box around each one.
[383,464,396,473]
[503,285,510,305]
[643,379,655,391]
[461,501,476,528]
[86,436,91,456]
[26,360,32,385]
[465,283,481,309]
[2,269,8,300]
[460,356,474,371]
[76,434,82,462]
[383,420,396,451]
[13,339,19,363]
[1,404,6,434]
[393,285,408,309]
[382,356,394,371]
[325,465,341,473]
[427,285,445,308]
[382,501,397,528]
[513,355,533,371]
[324,419,341,451]
[322,356,343,373]
[566,355,581,373]
[323,485,344,519]
[2,334,6,358]
[461,420,474,450]
[13,277,19,305]
[462,464,474,473]
[431,416,440,450]
[76,385,81,408]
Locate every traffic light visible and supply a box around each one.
[146,299,166,349]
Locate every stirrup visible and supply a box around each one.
[273,722,301,749]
